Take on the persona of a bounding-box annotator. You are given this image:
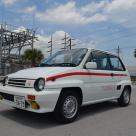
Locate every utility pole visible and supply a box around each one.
[0,24,4,75]
[48,35,53,56]
[69,38,72,50]
[116,45,121,67]
[61,33,69,50]
[117,46,120,57]
[67,38,76,50]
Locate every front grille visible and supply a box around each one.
[0,92,14,101]
[8,78,26,87]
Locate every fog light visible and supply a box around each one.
[29,101,40,110]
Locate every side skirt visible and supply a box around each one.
[82,97,119,107]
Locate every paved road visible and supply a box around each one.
[0,86,136,136]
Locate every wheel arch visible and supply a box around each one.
[59,87,83,106]
[124,85,132,94]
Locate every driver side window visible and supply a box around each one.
[87,51,111,70]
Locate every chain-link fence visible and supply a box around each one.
[0,62,31,76]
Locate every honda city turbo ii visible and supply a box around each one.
[0,48,132,123]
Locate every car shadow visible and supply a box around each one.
[79,101,119,120]
[0,101,119,129]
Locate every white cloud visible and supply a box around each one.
[105,0,136,27]
[19,6,37,14]
[0,0,19,6]
[34,0,136,27]
[12,26,95,57]
[33,30,95,57]
[106,0,136,11]
[35,1,107,25]
[13,26,27,32]
[81,1,108,14]
[34,31,70,57]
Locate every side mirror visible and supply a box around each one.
[85,62,97,69]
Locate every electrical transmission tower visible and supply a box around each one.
[61,33,70,50]
[0,23,37,75]
[61,33,76,50]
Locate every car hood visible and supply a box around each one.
[8,67,76,79]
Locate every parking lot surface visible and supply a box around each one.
[0,86,136,136]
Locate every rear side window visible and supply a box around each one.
[108,55,126,71]
[91,51,111,70]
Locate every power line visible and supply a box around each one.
[79,23,136,46]
[85,30,136,48]
[103,46,136,59]
[107,46,136,52]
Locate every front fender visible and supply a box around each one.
[45,79,84,90]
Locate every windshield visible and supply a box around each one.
[40,48,88,67]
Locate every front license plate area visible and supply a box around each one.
[14,95,25,109]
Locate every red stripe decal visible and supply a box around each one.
[46,72,128,81]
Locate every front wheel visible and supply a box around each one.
[54,91,80,123]
[118,87,131,106]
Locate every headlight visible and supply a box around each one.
[25,80,35,87]
[34,78,45,91]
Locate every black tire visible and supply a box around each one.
[54,91,80,123]
[118,87,131,106]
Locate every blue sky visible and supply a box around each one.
[0,0,136,66]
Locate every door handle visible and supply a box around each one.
[111,73,114,77]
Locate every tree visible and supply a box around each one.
[134,49,136,58]
[22,48,44,67]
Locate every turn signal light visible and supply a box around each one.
[27,95,35,101]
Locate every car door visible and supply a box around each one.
[84,50,115,102]
[108,54,127,97]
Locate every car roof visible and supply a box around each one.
[87,48,119,57]
[70,48,119,58]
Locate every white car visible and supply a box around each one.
[0,48,132,123]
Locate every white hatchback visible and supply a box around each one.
[0,48,132,123]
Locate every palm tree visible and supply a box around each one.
[22,48,44,67]
[134,49,136,58]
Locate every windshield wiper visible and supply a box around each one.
[54,63,76,67]
[39,63,55,67]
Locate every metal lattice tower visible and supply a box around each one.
[0,23,37,75]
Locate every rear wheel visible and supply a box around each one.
[54,91,80,123]
[118,87,131,106]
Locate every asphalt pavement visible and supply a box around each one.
[0,86,136,136]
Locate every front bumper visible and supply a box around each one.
[0,85,61,113]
